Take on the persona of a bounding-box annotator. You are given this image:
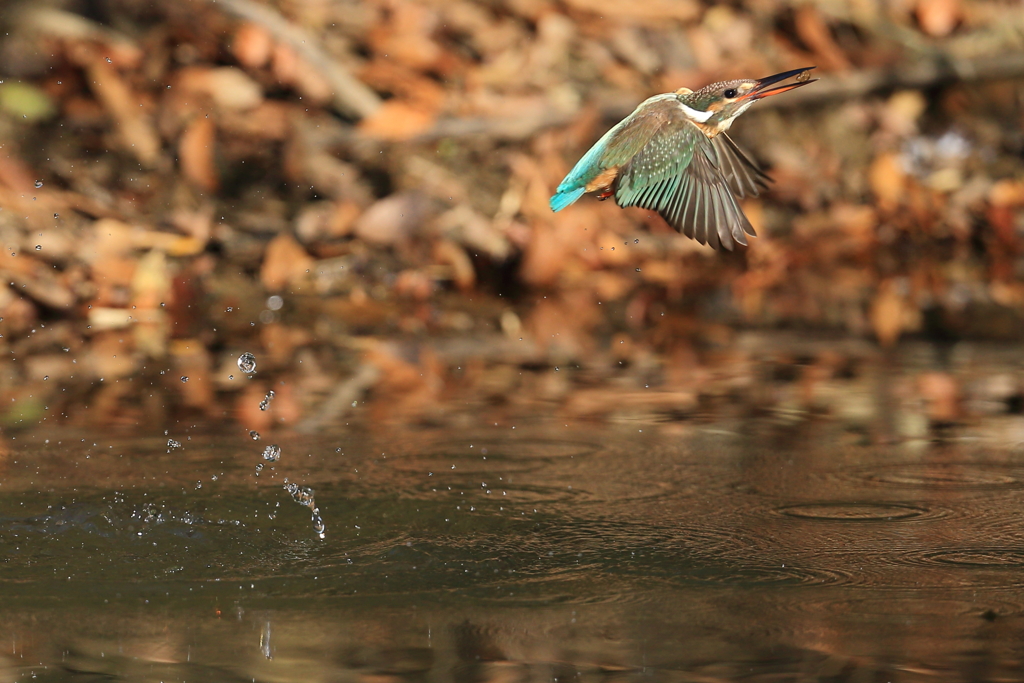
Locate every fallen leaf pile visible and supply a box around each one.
[0,0,1022,435]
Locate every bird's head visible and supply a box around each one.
[675,66,816,133]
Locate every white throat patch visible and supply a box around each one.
[678,101,713,123]
[715,100,754,132]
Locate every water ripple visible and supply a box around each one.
[776,502,931,521]
[859,463,1021,489]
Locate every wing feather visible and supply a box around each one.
[614,110,765,250]
[713,133,771,199]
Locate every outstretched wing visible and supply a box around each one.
[614,112,764,250]
[550,95,678,212]
[713,133,771,199]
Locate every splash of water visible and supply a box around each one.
[283,480,326,539]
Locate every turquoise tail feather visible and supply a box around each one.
[549,187,585,212]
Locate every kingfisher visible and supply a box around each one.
[550,66,816,250]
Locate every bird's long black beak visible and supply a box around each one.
[747,66,817,100]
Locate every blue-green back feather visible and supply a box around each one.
[549,187,585,212]
[549,125,623,212]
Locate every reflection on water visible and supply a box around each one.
[2,419,1024,681]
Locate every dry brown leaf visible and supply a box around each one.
[561,0,699,22]
[132,307,168,359]
[870,280,907,347]
[367,1,444,71]
[360,60,446,111]
[794,5,852,71]
[526,292,599,358]
[236,382,273,433]
[916,0,962,37]
[23,278,75,309]
[260,324,311,367]
[131,249,171,309]
[268,44,332,103]
[287,59,335,104]
[0,155,38,191]
[868,152,906,212]
[179,115,218,192]
[88,218,135,260]
[394,269,435,300]
[353,193,429,245]
[20,7,142,67]
[86,331,138,380]
[268,382,302,426]
[261,233,314,291]
[595,232,633,266]
[362,342,444,422]
[171,339,214,411]
[883,91,927,136]
[218,100,291,140]
[175,67,263,111]
[918,372,960,421]
[989,179,1024,207]
[435,205,510,260]
[433,240,475,290]
[270,42,301,85]
[86,61,160,167]
[233,22,274,69]
[295,201,360,243]
[358,100,436,141]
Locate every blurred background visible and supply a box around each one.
[0,0,1022,437]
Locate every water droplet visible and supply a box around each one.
[106,57,112,63]
[167,439,182,449]
[351,400,357,407]
[34,245,41,251]
[262,444,281,462]
[284,482,314,506]
[250,430,260,441]
[255,463,264,476]
[312,508,326,539]
[34,180,42,189]
[634,238,639,243]
[43,375,48,380]
[53,213,59,219]
[635,268,641,272]
[180,376,188,383]
[259,390,275,411]
[226,306,233,312]
[237,352,257,374]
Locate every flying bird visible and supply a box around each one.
[550,66,816,251]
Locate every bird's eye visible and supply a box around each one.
[723,88,738,99]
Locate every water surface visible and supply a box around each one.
[2,421,1023,681]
